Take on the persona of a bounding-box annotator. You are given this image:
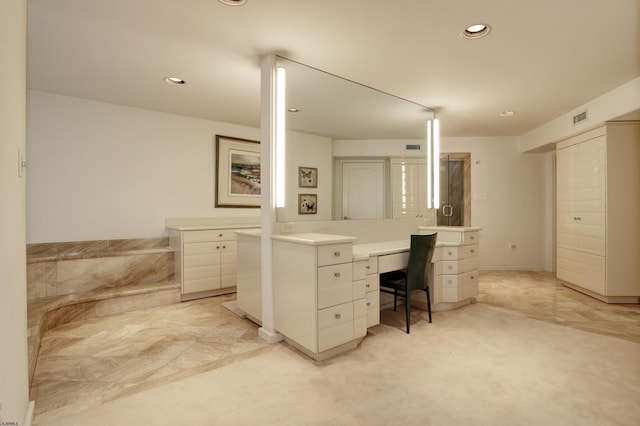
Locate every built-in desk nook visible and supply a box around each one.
[236,224,480,361]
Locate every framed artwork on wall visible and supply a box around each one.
[298,194,317,214]
[215,135,260,208]
[298,166,318,188]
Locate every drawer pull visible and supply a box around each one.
[216,245,220,249]
[448,251,453,256]
[470,249,475,253]
[470,236,475,240]
[470,276,475,280]
[573,216,582,221]
[366,301,371,306]
[366,283,371,288]
[219,233,223,237]
[448,265,453,270]
[334,272,341,278]
[366,265,370,270]
[222,245,226,249]
[334,313,341,319]
[448,279,452,284]
[334,251,341,257]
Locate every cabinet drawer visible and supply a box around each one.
[318,302,354,352]
[318,243,353,266]
[441,270,478,289]
[441,244,478,261]
[365,257,378,274]
[441,256,479,274]
[353,279,366,300]
[184,230,235,243]
[365,274,379,292]
[317,263,353,309]
[366,291,380,327]
[353,261,367,281]
[462,231,479,245]
[378,252,409,273]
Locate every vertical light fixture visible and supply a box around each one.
[275,66,286,208]
[427,118,440,209]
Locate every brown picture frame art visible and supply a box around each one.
[298,166,318,188]
[215,135,260,208]
[298,194,317,214]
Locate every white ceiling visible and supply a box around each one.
[27,0,640,137]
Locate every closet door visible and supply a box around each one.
[556,136,606,294]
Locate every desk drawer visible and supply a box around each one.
[318,243,352,266]
[366,291,380,327]
[317,263,353,309]
[441,244,478,261]
[318,301,354,352]
[441,256,479,274]
[378,252,409,273]
[365,274,379,292]
[462,231,479,245]
[365,257,378,274]
[184,230,235,243]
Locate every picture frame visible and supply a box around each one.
[298,194,317,214]
[215,135,260,208]
[298,166,318,188]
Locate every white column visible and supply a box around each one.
[258,54,283,343]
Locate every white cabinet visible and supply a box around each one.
[556,123,640,302]
[170,227,257,301]
[353,256,379,328]
[420,227,480,305]
[273,234,365,360]
[390,158,429,219]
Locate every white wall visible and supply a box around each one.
[0,0,30,423]
[443,137,552,271]
[27,91,261,243]
[521,77,640,152]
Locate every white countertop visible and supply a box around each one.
[166,217,260,231]
[235,229,262,237]
[271,233,357,246]
[418,226,482,232]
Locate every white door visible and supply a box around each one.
[341,161,385,220]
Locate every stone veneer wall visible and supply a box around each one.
[26,237,174,300]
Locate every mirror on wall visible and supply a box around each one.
[275,56,436,223]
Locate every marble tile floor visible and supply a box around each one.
[30,271,640,424]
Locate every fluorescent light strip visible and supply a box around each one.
[432,118,440,209]
[276,67,286,208]
[427,120,433,209]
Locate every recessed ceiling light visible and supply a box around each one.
[164,77,186,85]
[499,111,515,117]
[287,108,300,113]
[462,24,491,39]
[219,0,246,5]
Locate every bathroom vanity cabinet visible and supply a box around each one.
[168,221,259,301]
[556,123,640,302]
[273,233,366,360]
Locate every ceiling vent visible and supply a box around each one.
[405,144,421,150]
[572,110,588,125]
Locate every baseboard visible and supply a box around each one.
[24,400,35,426]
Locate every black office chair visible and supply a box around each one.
[379,233,437,333]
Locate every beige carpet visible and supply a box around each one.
[36,303,640,426]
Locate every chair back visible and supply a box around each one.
[406,233,437,292]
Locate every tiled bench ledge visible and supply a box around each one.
[26,238,180,387]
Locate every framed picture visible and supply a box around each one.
[215,135,260,208]
[298,194,317,214]
[298,166,318,188]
